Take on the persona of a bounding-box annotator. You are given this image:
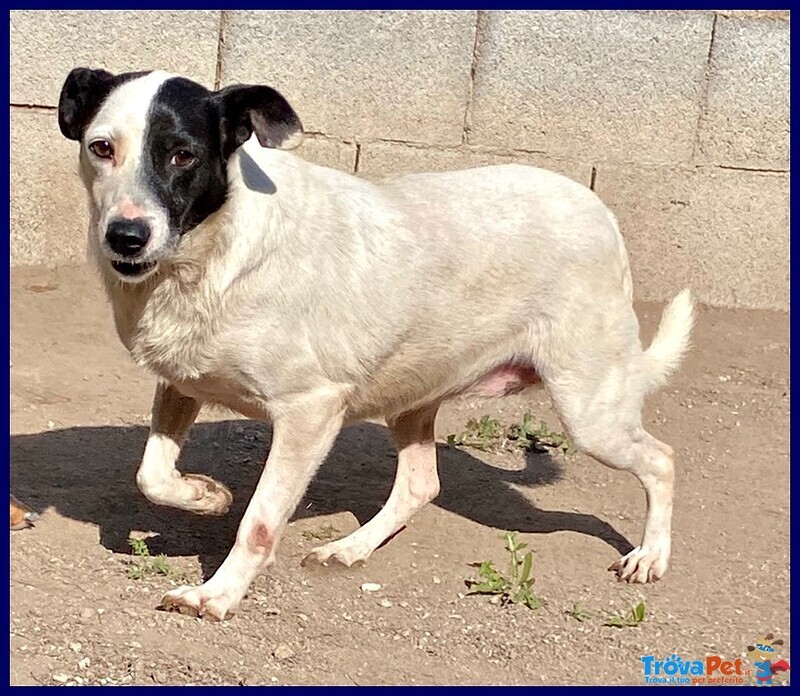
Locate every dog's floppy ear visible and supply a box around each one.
[773,639,784,646]
[58,67,117,141]
[213,84,303,159]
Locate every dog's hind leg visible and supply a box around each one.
[136,381,232,515]
[544,359,675,584]
[303,404,441,568]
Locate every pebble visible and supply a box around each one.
[69,642,82,653]
[78,608,95,624]
[273,644,294,661]
[360,583,382,593]
[379,599,392,608]
[432,577,441,585]
[52,674,69,683]
[78,658,90,670]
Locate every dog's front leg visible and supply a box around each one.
[161,391,345,621]
[136,381,232,515]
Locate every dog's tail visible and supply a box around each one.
[643,288,696,392]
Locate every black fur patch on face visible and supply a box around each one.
[141,76,304,236]
[142,78,229,235]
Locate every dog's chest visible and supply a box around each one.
[115,279,232,383]
[113,279,276,419]
[128,321,267,417]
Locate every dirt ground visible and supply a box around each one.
[10,264,790,686]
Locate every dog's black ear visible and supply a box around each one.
[212,84,303,159]
[58,67,116,141]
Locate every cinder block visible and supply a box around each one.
[699,17,789,169]
[11,108,89,266]
[358,141,591,186]
[297,137,357,172]
[595,165,788,310]
[221,10,476,145]
[10,10,220,106]
[715,10,790,20]
[471,11,713,164]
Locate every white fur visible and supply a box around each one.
[76,77,695,619]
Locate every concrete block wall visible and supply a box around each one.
[10,10,789,309]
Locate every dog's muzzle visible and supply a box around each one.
[110,259,158,277]
[105,217,158,278]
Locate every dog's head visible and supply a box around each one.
[58,68,303,282]
[747,633,784,661]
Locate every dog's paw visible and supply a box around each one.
[180,474,233,516]
[10,495,39,531]
[608,545,668,584]
[301,540,369,569]
[160,585,236,621]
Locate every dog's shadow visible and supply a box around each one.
[10,420,632,579]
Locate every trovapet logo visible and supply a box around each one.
[641,654,750,685]
[746,633,790,686]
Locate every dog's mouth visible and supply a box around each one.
[111,260,157,278]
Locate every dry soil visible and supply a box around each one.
[10,265,790,686]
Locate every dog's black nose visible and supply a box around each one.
[106,218,151,257]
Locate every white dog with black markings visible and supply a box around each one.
[58,68,695,621]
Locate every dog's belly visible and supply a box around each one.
[459,362,541,398]
[171,376,270,421]
[347,356,543,422]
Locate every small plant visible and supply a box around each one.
[466,532,541,610]
[129,537,150,558]
[125,536,190,584]
[510,413,577,456]
[447,412,576,456]
[301,524,340,542]
[565,604,593,623]
[446,415,503,451]
[604,601,647,628]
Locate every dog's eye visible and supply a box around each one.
[170,150,197,168]
[89,140,114,160]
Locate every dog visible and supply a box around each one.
[10,495,38,530]
[58,67,695,621]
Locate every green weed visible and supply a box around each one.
[604,601,647,628]
[301,524,340,542]
[466,531,541,610]
[125,536,190,584]
[564,604,593,622]
[447,412,576,456]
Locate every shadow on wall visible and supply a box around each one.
[11,420,632,580]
